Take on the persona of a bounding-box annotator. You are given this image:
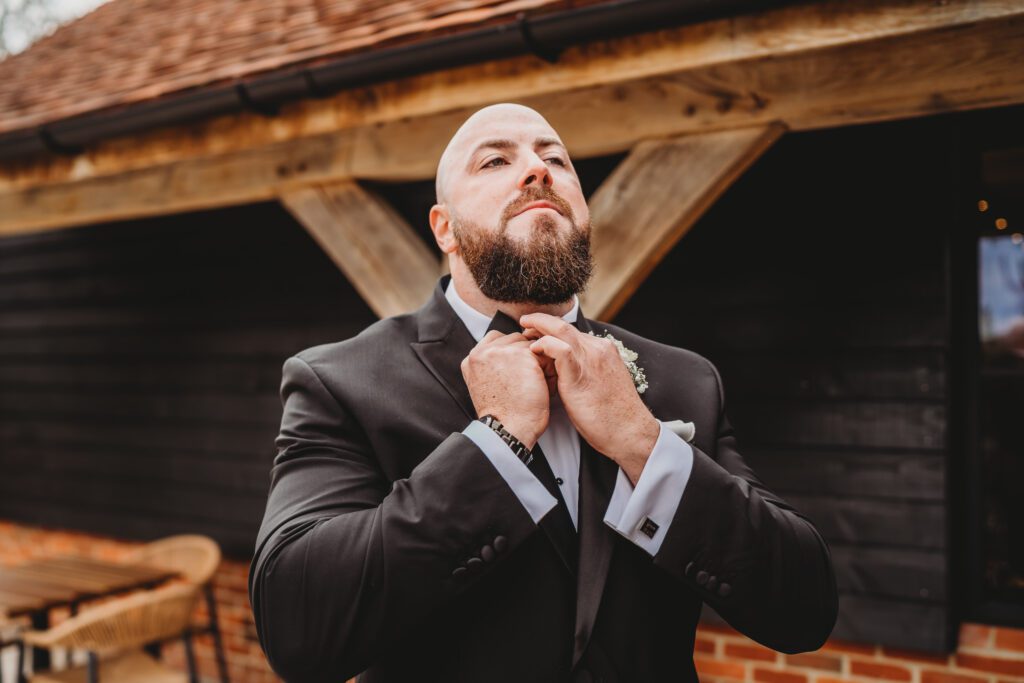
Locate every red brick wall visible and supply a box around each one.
[695,622,1024,683]
[3,521,1023,683]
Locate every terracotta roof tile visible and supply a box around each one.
[0,0,607,135]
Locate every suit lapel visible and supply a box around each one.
[570,314,620,667]
[409,276,478,422]
[574,439,619,666]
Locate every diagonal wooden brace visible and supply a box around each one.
[281,180,440,318]
[582,124,784,320]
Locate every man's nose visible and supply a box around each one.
[517,154,553,189]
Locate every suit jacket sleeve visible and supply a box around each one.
[248,355,538,682]
[652,358,839,653]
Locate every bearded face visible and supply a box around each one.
[451,184,594,305]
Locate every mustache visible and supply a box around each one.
[501,186,575,225]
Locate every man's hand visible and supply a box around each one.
[521,313,659,484]
[461,330,551,449]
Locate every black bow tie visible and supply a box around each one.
[485,309,584,337]
[486,310,524,336]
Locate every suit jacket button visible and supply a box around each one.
[452,567,467,580]
[718,582,732,597]
[696,570,709,586]
[493,536,508,553]
[480,545,496,562]
[466,557,484,572]
[706,576,718,592]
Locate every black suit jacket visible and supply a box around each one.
[249,275,838,683]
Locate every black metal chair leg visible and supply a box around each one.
[204,584,229,683]
[29,610,49,672]
[182,632,199,683]
[15,639,25,683]
[86,652,99,683]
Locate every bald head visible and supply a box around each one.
[435,103,560,204]
[426,102,592,305]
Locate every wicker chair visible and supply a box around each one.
[17,583,200,683]
[121,536,227,683]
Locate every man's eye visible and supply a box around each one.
[546,157,566,167]
[483,157,508,168]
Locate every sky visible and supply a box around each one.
[2,0,110,56]
[980,235,1024,339]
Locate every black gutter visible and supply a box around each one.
[0,0,795,163]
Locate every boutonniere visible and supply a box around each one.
[588,331,648,395]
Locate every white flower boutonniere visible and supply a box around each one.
[588,330,648,395]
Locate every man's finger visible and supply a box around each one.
[520,312,580,348]
[478,330,527,346]
[491,332,531,346]
[479,330,506,344]
[535,352,557,379]
[530,335,581,383]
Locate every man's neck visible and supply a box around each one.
[448,260,576,321]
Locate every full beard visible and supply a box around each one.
[452,211,594,306]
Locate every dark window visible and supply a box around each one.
[963,124,1024,625]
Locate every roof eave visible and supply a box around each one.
[0,0,789,163]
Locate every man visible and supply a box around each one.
[249,103,838,683]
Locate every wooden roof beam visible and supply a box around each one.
[280,181,439,318]
[3,0,1019,192]
[583,124,784,321]
[1,0,1022,235]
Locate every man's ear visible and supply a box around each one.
[429,204,458,255]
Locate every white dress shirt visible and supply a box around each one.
[446,280,694,555]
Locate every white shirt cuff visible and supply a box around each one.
[603,421,694,556]
[463,420,558,525]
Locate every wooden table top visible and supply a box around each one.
[0,556,180,618]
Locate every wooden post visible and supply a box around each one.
[280,181,439,318]
[583,124,784,320]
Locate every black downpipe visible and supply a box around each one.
[0,0,785,162]
[38,126,83,156]
[235,83,280,118]
[517,12,561,64]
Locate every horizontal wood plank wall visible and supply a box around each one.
[0,203,380,557]
[614,116,953,652]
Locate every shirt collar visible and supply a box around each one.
[445,278,579,343]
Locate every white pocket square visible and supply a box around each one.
[664,419,696,443]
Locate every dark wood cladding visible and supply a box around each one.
[617,115,954,651]
[0,202,378,557]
